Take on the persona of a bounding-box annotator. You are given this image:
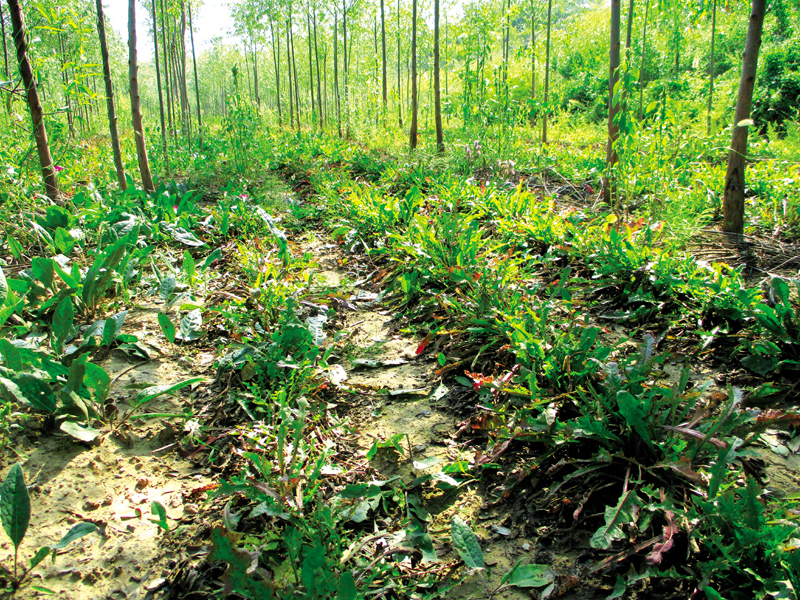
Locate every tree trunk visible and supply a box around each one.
[397,0,402,127]
[188,2,202,147]
[95,0,127,190]
[313,7,323,129]
[8,0,59,200]
[342,0,349,137]
[434,0,443,153]
[706,0,717,135]
[180,2,190,141]
[127,0,154,192]
[286,20,294,126]
[151,0,168,173]
[1,2,8,80]
[270,17,282,126]
[625,0,634,50]
[530,0,536,126]
[637,0,649,120]
[542,0,552,144]
[722,0,766,235]
[603,0,621,204]
[290,13,300,131]
[409,0,418,149]
[252,38,260,106]
[160,0,174,136]
[381,0,387,114]
[334,11,341,137]
[306,7,315,125]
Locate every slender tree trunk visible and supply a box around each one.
[542,0,552,144]
[252,39,260,107]
[334,12,341,137]
[180,2,190,142]
[313,7,323,129]
[270,17,282,126]
[188,2,202,147]
[530,0,536,126]
[397,0,403,127]
[160,0,174,136]
[58,34,75,137]
[290,14,300,131]
[706,0,717,135]
[96,0,127,190]
[723,0,766,235]
[434,0,443,154]
[342,0,349,137]
[381,0,387,116]
[409,0,418,149]
[1,2,8,80]
[625,0,634,50]
[244,41,253,101]
[151,0,169,172]
[286,19,294,128]
[306,8,315,125]
[637,0,649,120]
[127,0,154,192]
[9,0,59,200]
[604,0,621,204]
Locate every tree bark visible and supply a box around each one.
[128,0,155,192]
[706,0,717,135]
[8,0,59,200]
[381,0,387,113]
[397,0,402,127]
[313,7,323,129]
[334,11,341,137]
[188,2,203,147]
[306,7,315,125]
[160,0,174,136]
[604,0,621,204]
[542,0,552,144]
[722,0,766,235]
[270,16,282,126]
[637,0,649,120]
[1,2,9,80]
[96,0,127,190]
[530,0,536,126]
[286,19,294,127]
[434,0,443,154]
[409,0,418,150]
[290,12,300,131]
[625,0,634,50]
[151,0,169,173]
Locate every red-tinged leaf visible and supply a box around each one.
[654,456,704,483]
[416,333,433,355]
[646,510,679,565]
[663,425,727,449]
[755,410,800,427]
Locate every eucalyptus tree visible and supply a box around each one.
[7,0,60,200]
[188,1,203,147]
[409,0,417,149]
[151,0,169,172]
[706,0,717,134]
[605,0,621,203]
[128,0,155,191]
[434,0,443,152]
[95,0,127,189]
[723,0,766,235]
[380,0,387,118]
[541,0,552,143]
[1,2,8,79]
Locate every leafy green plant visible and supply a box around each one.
[0,464,97,593]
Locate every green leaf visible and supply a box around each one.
[157,313,176,344]
[54,228,75,255]
[60,421,102,443]
[616,391,653,449]
[0,339,22,371]
[52,296,75,350]
[504,563,555,588]
[32,257,54,288]
[132,377,203,409]
[201,248,222,271]
[709,439,743,498]
[337,571,357,600]
[102,317,117,347]
[169,227,204,247]
[413,457,442,470]
[7,236,22,260]
[150,501,169,532]
[208,527,272,597]
[83,363,110,404]
[451,516,483,569]
[590,490,638,549]
[0,266,7,305]
[182,251,195,283]
[29,546,50,570]
[81,239,127,311]
[177,309,204,341]
[0,464,30,551]
[49,522,97,561]
[0,375,57,413]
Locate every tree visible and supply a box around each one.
[188,1,203,147]
[409,0,418,149]
[706,0,717,135]
[434,0,443,153]
[151,0,169,173]
[722,0,766,235]
[95,0,127,190]
[541,0,552,144]
[8,0,59,201]
[604,0,621,204]
[380,0,387,118]
[1,2,9,80]
[128,0,155,192]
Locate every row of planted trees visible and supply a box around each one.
[2,0,793,234]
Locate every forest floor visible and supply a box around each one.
[2,169,800,600]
